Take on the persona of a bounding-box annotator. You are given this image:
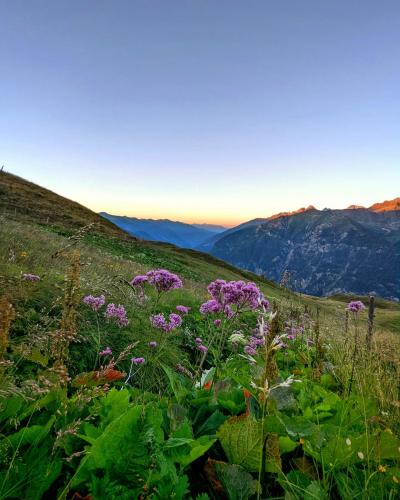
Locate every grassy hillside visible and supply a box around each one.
[0,171,129,238]
[0,172,399,499]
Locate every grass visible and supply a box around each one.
[0,171,399,498]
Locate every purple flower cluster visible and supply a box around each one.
[23,273,40,282]
[176,305,190,315]
[130,275,148,286]
[132,357,145,365]
[244,335,265,356]
[99,346,112,356]
[347,300,366,313]
[83,294,106,311]
[200,279,268,317]
[195,337,208,353]
[150,312,182,332]
[105,303,129,327]
[149,341,158,348]
[200,299,222,314]
[130,269,182,293]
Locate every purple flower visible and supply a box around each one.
[199,299,221,314]
[214,319,221,326]
[197,344,208,353]
[307,339,315,346]
[146,269,183,293]
[195,337,203,344]
[83,294,106,311]
[149,341,158,348]
[150,312,182,333]
[202,279,266,314]
[224,305,234,319]
[22,273,40,282]
[176,305,190,315]
[130,275,148,286]
[347,300,366,313]
[105,303,129,327]
[132,357,145,365]
[287,334,296,341]
[99,347,112,356]
[244,345,257,356]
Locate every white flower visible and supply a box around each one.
[357,451,364,460]
[346,438,352,446]
[229,333,247,345]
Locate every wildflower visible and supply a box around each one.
[224,304,234,318]
[99,347,112,356]
[393,476,399,484]
[203,380,212,390]
[260,298,270,310]
[83,294,106,311]
[130,275,148,286]
[105,303,129,327]
[176,305,190,315]
[195,337,203,344]
[197,344,208,354]
[243,388,251,398]
[149,341,157,348]
[299,438,305,445]
[357,451,364,460]
[20,251,28,258]
[229,332,247,345]
[22,273,40,282]
[132,357,145,365]
[346,438,352,446]
[150,312,182,332]
[346,300,366,313]
[146,269,182,293]
[199,299,221,314]
[244,345,257,356]
[378,465,387,473]
[214,319,221,326]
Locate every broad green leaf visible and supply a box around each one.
[217,416,263,471]
[214,461,261,499]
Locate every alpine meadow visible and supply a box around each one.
[1,2,400,499]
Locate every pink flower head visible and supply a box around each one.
[176,305,190,315]
[346,300,366,313]
[214,319,221,326]
[23,273,40,282]
[195,337,203,344]
[105,303,129,327]
[197,344,208,354]
[130,275,148,286]
[99,346,112,356]
[83,294,106,311]
[150,312,182,333]
[132,357,145,365]
[149,341,158,348]
[146,269,182,293]
[199,299,221,314]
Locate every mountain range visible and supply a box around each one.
[100,213,226,249]
[102,200,400,300]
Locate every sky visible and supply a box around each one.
[1,0,399,226]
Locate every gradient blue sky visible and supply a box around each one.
[1,1,399,225]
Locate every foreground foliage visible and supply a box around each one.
[0,222,399,499]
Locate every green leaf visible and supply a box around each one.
[217,415,264,472]
[279,436,298,454]
[161,364,190,403]
[214,462,261,499]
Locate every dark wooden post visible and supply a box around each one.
[366,296,375,349]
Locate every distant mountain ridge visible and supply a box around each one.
[202,199,400,300]
[100,213,226,249]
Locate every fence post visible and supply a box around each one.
[366,295,375,349]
